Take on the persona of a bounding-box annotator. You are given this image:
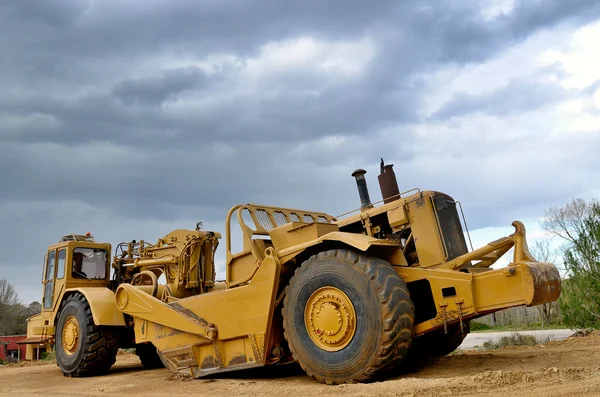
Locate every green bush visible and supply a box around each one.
[549,199,600,329]
[41,351,56,361]
[481,333,544,350]
[470,321,491,331]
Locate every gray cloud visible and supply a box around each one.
[431,78,568,120]
[430,62,600,120]
[1,0,600,303]
[112,67,213,106]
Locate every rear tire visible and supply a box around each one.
[282,249,414,384]
[55,293,120,377]
[136,343,164,369]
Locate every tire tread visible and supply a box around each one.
[283,249,415,384]
[58,293,120,377]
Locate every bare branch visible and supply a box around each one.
[583,305,600,319]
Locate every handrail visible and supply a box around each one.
[456,201,474,252]
[225,203,335,267]
[225,205,242,267]
[440,221,535,270]
[334,188,421,219]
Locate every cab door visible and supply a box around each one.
[52,249,67,310]
[42,250,56,310]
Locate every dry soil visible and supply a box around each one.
[1,332,599,397]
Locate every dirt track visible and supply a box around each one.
[2,333,600,397]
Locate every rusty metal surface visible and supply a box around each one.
[191,360,264,378]
[525,261,562,306]
[248,333,265,364]
[378,160,400,204]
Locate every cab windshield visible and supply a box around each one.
[72,248,107,280]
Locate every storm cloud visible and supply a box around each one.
[1,0,600,303]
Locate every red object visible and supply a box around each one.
[0,335,27,360]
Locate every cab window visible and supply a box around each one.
[72,248,107,279]
[57,249,66,279]
[45,251,56,281]
[41,254,47,283]
[43,251,56,309]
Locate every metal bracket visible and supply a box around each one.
[455,299,465,333]
[439,302,448,334]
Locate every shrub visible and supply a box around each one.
[470,321,491,331]
[481,333,546,350]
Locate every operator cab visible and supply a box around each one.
[41,233,111,311]
[71,248,108,280]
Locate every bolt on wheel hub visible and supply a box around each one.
[304,286,356,351]
[62,315,80,356]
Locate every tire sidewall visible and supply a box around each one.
[55,297,89,374]
[286,256,383,379]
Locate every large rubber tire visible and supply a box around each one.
[55,293,120,377]
[136,343,164,369]
[411,321,470,358]
[282,249,415,384]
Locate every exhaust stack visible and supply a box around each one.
[378,158,400,204]
[351,168,373,210]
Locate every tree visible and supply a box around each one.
[0,278,19,307]
[0,278,21,335]
[556,200,600,328]
[26,301,41,317]
[542,198,594,245]
[0,278,29,336]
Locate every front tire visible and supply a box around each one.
[282,249,414,384]
[55,293,120,377]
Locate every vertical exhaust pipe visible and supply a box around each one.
[378,158,400,203]
[352,169,373,210]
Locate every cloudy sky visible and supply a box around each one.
[1,0,599,304]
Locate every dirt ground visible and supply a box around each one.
[2,332,600,397]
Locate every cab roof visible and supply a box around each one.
[60,234,96,242]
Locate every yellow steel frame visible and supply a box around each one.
[398,260,560,336]
[29,194,560,380]
[225,204,335,265]
[116,248,282,376]
[441,221,535,270]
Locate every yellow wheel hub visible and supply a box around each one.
[304,286,356,351]
[62,316,80,356]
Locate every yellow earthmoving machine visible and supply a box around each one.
[26,160,561,384]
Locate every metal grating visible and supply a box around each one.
[303,214,314,223]
[256,209,274,230]
[317,216,329,223]
[163,346,196,369]
[273,211,287,226]
[290,213,301,222]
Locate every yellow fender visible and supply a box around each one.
[64,288,126,326]
[277,231,400,264]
